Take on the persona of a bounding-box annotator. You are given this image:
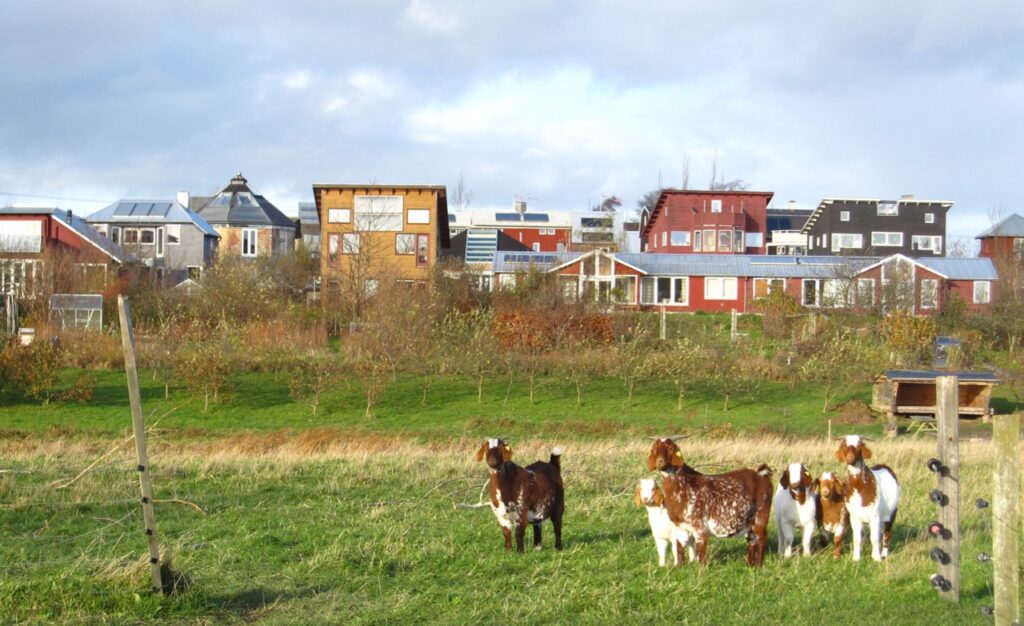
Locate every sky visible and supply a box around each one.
[1,1,1022,249]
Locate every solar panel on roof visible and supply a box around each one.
[495,213,522,221]
[522,214,549,222]
[113,203,135,216]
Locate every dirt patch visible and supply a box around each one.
[831,399,876,425]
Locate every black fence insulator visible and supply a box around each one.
[145,528,154,536]
[930,547,950,564]
[977,552,991,563]
[975,498,989,509]
[926,458,946,475]
[137,465,146,472]
[141,497,150,504]
[152,586,161,594]
[980,606,994,617]
[929,489,949,506]
[930,573,951,591]
[149,557,159,564]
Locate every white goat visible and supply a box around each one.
[773,463,817,558]
[635,478,693,566]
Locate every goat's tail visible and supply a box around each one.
[756,464,773,478]
[550,447,564,471]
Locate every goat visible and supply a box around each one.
[647,438,773,566]
[835,435,900,561]
[634,478,694,566]
[773,463,816,558]
[476,438,564,553]
[814,472,849,559]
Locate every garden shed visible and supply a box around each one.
[871,370,998,418]
[49,294,103,331]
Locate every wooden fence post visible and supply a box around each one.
[118,296,163,594]
[935,375,960,603]
[992,413,1020,626]
[660,305,666,341]
[730,308,738,341]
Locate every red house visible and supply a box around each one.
[976,213,1024,260]
[640,190,774,255]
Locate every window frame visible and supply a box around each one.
[752,278,785,299]
[328,208,351,224]
[925,213,935,224]
[241,228,259,257]
[693,230,702,252]
[840,210,850,222]
[973,280,991,304]
[704,276,737,301]
[831,233,864,251]
[416,234,429,268]
[857,278,875,306]
[670,230,690,246]
[395,233,415,255]
[710,199,722,213]
[920,278,938,310]
[871,231,904,247]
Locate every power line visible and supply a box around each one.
[0,190,113,204]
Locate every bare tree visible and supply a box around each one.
[452,171,473,212]
[681,155,691,190]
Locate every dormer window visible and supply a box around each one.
[877,202,898,216]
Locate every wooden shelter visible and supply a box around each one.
[871,370,998,419]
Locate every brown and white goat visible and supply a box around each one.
[647,438,773,566]
[773,463,816,558]
[476,438,564,553]
[635,478,694,566]
[814,471,849,559]
[836,435,900,561]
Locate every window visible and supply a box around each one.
[704,277,737,300]
[342,233,360,254]
[973,281,991,304]
[140,229,155,245]
[920,279,938,309]
[802,279,820,307]
[877,202,898,216]
[187,266,202,280]
[328,208,351,224]
[718,230,732,252]
[612,276,636,304]
[167,224,181,244]
[1015,238,1024,260]
[395,233,415,255]
[693,230,702,252]
[822,234,828,250]
[498,273,516,289]
[745,232,763,249]
[242,228,258,257]
[641,276,688,305]
[703,230,716,252]
[832,233,864,251]
[925,213,935,224]
[365,279,379,297]
[857,278,875,306]
[670,231,690,246]
[416,234,429,268]
[822,279,851,307]
[532,242,541,252]
[122,228,139,245]
[354,196,403,231]
[752,278,784,299]
[328,233,340,266]
[911,236,942,253]
[840,211,850,222]
[0,260,42,296]
[407,209,430,224]
[711,199,722,213]
[872,232,903,247]
[734,230,743,252]
[156,227,164,257]
[0,220,42,253]
[110,226,120,245]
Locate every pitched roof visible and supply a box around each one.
[86,200,220,238]
[801,197,953,234]
[975,213,1024,239]
[0,207,130,262]
[195,173,295,229]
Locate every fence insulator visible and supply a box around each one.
[928,522,946,538]
[977,552,991,563]
[930,574,951,591]
[930,547,951,565]
[929,489,949,506]
[975,498,989,509]
[926,458,946,475]
[980,606,994,617]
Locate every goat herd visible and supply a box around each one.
[475,434,901,566]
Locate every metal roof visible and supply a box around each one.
[87,200,220,238]
[195,173,296,229]
[882,370,998,383]
[50,294,103,310]
[976,213,1024,239]
[913,257,998,280]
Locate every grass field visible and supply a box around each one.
[1,426,1018,624]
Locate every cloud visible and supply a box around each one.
[282,70,311,90]
[403,0,462,35]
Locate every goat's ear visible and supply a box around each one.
[801,471,813,489]
[861,444,872,460]
[780,471,790,488]
[501,444,513,462]
[475,442,487,462]
[634,487,643,507]
[646,450,657,471]
[835,480,845,496]
[812,478,820,493]
[834,445,845,463]
[653,486,665,507]
[670,449,684,468]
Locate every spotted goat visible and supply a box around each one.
[634,478,694,566]
[476,438,565,553]
[836,435,900,561]
[647,438,774,566]
[773,463,817,558]
[814,471,849,558]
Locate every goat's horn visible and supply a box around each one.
[668,435,689,441]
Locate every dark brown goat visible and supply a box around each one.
[476,438,564,553]
[647,438,773,566]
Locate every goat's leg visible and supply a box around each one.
[515,521,526,553]
[800,522,815,557]
[778,522,792,558]
[532,523,542,551]
[869,514,882,562]
[502,526,512,552]
[882,509,896,559]
[551,507,563,551]
[694,534,709,565]
[851,521,863,561]
[657,537,669,567]
[831,525,844,559]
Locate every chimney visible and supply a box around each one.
[177,191,191,208]
[900,194,914,200]
[66,209,72,222]
[513,199,527,218]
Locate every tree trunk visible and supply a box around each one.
[676,388,684,412]
[477,374,484,403]
[723,392,730,412]
[575,380,583,407]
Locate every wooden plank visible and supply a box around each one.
[935,375,960,603]
[992,413,1020,626]
[118,296,163,594]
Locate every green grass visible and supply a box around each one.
[0,435,1012,624]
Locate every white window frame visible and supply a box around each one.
[704,276,737,301]
[122,228,139,245]
[911,235,942,253]
[718,229,733,252]
[407,209,430,224]
[711,199,722,213]
[872,231,903,247]
[166,224,181,245]
[156,227,165,258]
[840,210,850,222]
[831,233,864,251]
[693,230,702,252]
[242,228,258,257]
[925,213,935,224]
[328,208,351,224]
[877,202,898,216]
[342,232,360,254]
[703,230,716,252]
[802,279,821,307]
[354,196,403,231]
[139,228,155,245]
[395,233,415,255]
[752,278,785,299]
[920,278,938,309]
[532,242,541,252]
[857,278,875,306]
[641,276,689,305]
[973,280,991,304]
